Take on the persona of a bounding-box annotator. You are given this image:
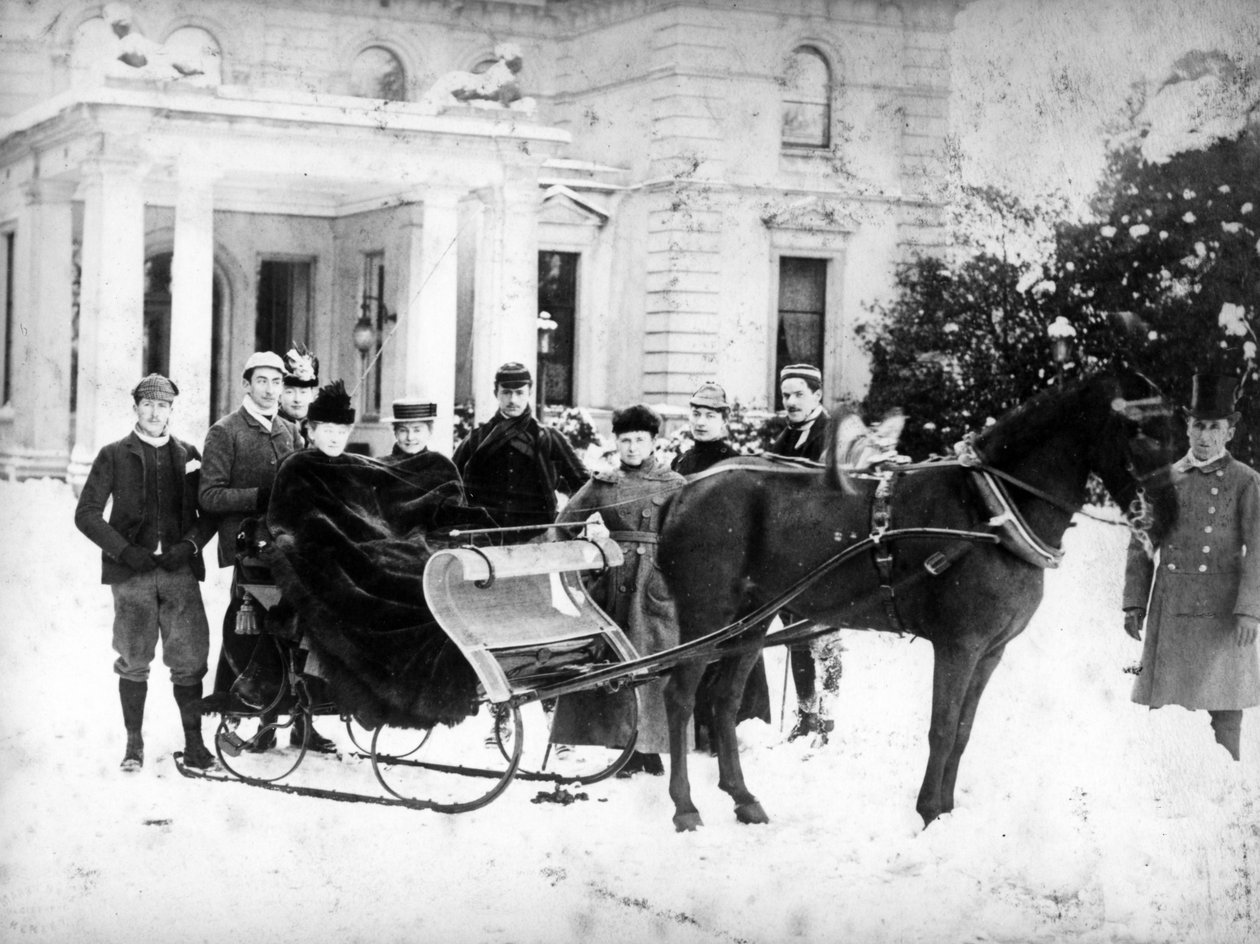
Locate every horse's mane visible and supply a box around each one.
[973,375,1098,463]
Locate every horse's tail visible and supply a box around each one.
[824,409,906,493]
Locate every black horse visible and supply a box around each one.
[656,371,1179,831]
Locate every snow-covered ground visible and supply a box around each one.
[1,477,1256,944]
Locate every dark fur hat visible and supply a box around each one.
[308,379,356,425]
[611,403,661,437]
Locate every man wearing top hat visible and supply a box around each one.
[768,362,843,746]
[452,361,587,542]
[74,373,218,772]
[1124,373,1260,761]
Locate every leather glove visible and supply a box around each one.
[120,545,158,574]
[157,541,196,572]
[255,484,272,513]
[1123,607,1145,641]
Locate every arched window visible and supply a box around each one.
[350,46,406,101]
[163,26,223,84]
[781,46,831,149]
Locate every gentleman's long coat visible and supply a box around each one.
[75,432,213,583]
[1124,453,1260,709]
[199,406,303,567]
[550,457,684,752]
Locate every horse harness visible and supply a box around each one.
[691,451,1075,636]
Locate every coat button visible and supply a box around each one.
[1210,487,1219,495]
[1199,564,1208,572]
[1168,563,1177,571]
[636,546,645,555]
[1208,506,1216,514]
[618,585,627,592]
[1204,526,1213,533]
[1202,546,1210,553]
[1216,470,1224,477]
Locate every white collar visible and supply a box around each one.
[1184,449,1227,470]
[133,427,170,448]
[242,395,274,430]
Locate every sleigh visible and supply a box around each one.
[180,519,657,812]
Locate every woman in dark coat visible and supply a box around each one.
[550,404,684,774]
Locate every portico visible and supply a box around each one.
[0,78,568,479]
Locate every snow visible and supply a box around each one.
[1,478,1257,944]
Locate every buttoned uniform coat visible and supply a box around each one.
[550,456,684,752]
[199,406,303,567]
[1124,453,1260,709]
[75,432,214,583]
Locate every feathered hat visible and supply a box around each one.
[283,342,320,388]
[307,380,355,425]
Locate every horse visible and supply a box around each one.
[656,370,1179,831]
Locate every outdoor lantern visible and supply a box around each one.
[352,309,376,354]
[537,311,558,356]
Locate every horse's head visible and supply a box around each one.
[1084,370,1179,550]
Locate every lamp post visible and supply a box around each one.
[1048,315,1076,384]
[537,311,557,413]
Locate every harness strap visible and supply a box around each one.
[869,474,908,634]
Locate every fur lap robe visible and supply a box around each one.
[262,449,493,730]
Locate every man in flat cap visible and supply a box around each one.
[672,381,741,476]
[1124,373,1260,761]
[75,374,217,772]
[769,362,842,746]
[199,351,335,749]
[452,362,587,543]
[670,380,772,746]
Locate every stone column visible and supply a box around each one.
[170,167,216,442]
[402,189,461,453]
[470,173,540,422]
[72,158,147,469]
[5,179,76,478]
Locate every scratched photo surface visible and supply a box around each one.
[1,1,1258,943]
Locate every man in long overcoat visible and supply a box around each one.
[452,361,586,541]
[75,374,217,771]
[1124,373,1260,760]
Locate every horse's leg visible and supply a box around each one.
[937,641,1008,815]
[710,643,770,825]
[664,660,707,832]
[917,639,982,826]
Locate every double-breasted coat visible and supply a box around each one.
[550,456,684,752]
[1124,453,1260,709]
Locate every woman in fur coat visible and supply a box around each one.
[550,404,684,775]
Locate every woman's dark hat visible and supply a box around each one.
[384,398,437,424]
[307,379,356,425]
[1184,373,1241,420]
[494,362,532,390]
[611,403,662,437]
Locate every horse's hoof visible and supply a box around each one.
[673,812,704,832]
[734,801,769,825]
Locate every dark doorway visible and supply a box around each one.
[537,250,577,408]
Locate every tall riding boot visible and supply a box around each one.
[119,678,147,772]
[173,683,215,770]
[1209,710,1242,762]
